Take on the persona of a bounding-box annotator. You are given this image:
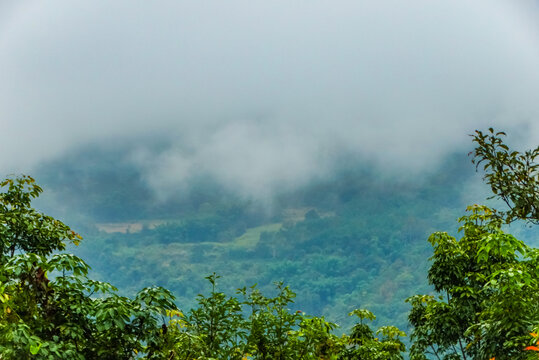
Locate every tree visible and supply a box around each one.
[0,175,177,359]
[342,309,405,360]
[407,130,539,360]
[155,274,406,359]
[471,128,539,224]
[159,276,344,359]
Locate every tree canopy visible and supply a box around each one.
[407,129,539,360]
[471,128,539,224]
[0,176,177,358]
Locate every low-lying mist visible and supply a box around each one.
[31,138,489,228]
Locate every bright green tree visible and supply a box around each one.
[158,276,344,359]
[407,129,539,360]
[155,274,406,359]
[0,175,177,359]
[340,309,405,360]
[471,128,539,224]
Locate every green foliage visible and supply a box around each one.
[0,176,407,359]
[408,129,539,360]
[408,205,539,360]
[157,276,343,359]
[178,273,246,359]
[471,128,539,224]
[343,309,405,359]
[39,152,475,333]
[0,176,177,359]
[154,276,405,359]
[0,175,81,258]
[7,127,538,359]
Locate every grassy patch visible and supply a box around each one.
[232,223,282,249]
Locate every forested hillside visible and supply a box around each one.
[2,129,539,359]
[2,1,538,357]
[31,148,494,332]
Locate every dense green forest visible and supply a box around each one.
[2,129,539,359]
[34,150,486,332]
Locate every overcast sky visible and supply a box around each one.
[1,1,538,196]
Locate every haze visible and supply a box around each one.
[1,0,538,197]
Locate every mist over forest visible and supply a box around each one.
[24,142,536,333]
[1,1,539,357]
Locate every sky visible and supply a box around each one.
[1,0,538,197]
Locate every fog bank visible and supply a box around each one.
[1,0,538,197]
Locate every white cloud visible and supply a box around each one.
[0,0,538,196]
